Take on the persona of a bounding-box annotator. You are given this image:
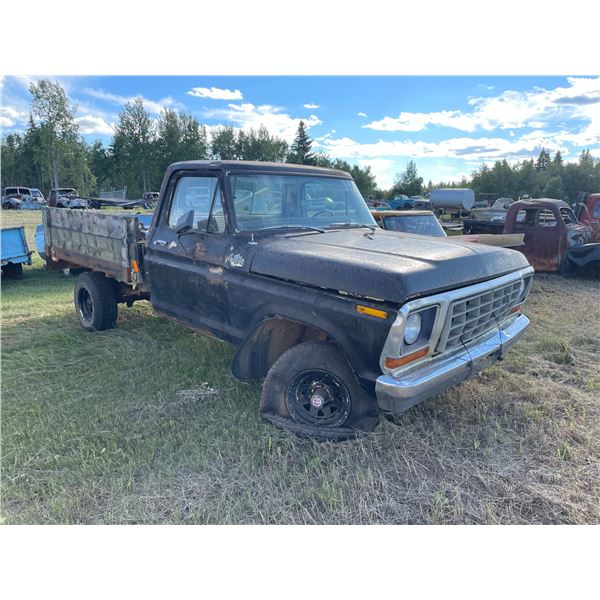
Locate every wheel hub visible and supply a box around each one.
[310,393,325,408]
[287,370,351,428]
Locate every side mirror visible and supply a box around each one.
[174,210,195,235]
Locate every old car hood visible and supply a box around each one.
[249,229,530,303]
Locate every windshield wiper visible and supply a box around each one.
[329,222,377,232]
[255,224,327,233]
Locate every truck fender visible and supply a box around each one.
[231,316,341,381]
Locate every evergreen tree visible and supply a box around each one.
[288,121,315,165]
[535,148,551,172]
[0,134,21,187]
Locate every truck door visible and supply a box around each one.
[144,171,233,337]
[511,207,562,271]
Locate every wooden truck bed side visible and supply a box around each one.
[43,208,147,286]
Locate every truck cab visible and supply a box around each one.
[504,198,599,273]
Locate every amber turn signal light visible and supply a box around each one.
[385,347,429,369]
[356,305,388,319]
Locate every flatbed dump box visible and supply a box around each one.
[42,208,151,287]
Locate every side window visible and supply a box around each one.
[167,175,221,231]
[515,209,536,226]
[593,202,600,219]
[560,208,576,225]
[538,209,557,227]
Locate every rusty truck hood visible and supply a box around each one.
[249,229,530,303]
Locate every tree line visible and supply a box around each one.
[2,79,598,202]
[387,150,600,203]
[0,79,378,199]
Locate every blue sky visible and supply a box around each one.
[2,75,599,188]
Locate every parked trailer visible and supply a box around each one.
[1,226,32,279]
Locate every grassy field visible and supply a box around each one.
[1,209,599,524]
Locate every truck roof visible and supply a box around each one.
[166,160,353,179]
[512,198,570,210]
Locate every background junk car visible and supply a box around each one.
[371,209,524,248]
[504,198,600,274]
[40,160,534,440]
[2,186,46,210]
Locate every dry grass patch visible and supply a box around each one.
[1,210,599,523]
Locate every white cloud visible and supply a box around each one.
[0,105,28,129]
[304,102,319,109]
[362,76,600,142]
[357,158,395,188]
[75,115,114,135]
[319,133,568,163]
[187,86,243,100]
[83,88,178,114]
[202,102,322,142]
[364,110,475,132]
[357,112,368,117]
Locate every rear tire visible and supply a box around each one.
[260,341,379,440]
[74,272,118,331]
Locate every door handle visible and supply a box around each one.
[154,239,168,246]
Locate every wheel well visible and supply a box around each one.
[231,317,332,380]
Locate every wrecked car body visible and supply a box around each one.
[41,161,534,439]
[504,198,600,274]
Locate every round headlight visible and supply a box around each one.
[404,312,422,345]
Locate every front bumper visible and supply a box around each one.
[375,313,529,413]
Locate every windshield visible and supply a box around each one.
[229,173,376,231]
[382,214,446,237]
[30,189,43,198]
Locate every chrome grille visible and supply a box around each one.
[437,279,524,353]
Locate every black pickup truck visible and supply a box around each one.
[42,161,534,439]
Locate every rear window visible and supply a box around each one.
[538,209,557,227]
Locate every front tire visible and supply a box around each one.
[74,272,118,331]
[260,342,379,440]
